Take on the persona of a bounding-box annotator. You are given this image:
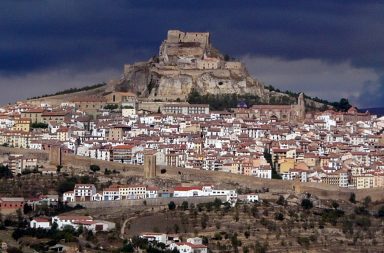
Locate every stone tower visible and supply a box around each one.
[296,92,306,120]
[144,151,157,178]
[49,145,62,166]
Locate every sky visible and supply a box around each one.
[1,0,384,108]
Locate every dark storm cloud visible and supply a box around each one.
[0,0,384,106]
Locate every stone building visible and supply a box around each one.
[251,93,306,122]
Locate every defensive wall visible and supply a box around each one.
[68,195,227,209]
[1,146,384,202]
[0,146,49,160]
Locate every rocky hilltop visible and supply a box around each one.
[109,30,268,102]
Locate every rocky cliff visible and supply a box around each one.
[109,30,269,102]
[104,30,329,110]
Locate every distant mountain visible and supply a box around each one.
[360,107,384,116]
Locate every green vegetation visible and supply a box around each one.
[104,104,119,110]
[168,201,176,210]
[0,165,12,179]
[187,89,262,110]
[301,198,313,210]
[31,122,48,129]
[188,83,353,111]
[349,192,356,203]
[29,83,106,99]
[265,84,353,111]
[89,164,101,173]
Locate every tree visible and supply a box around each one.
[333,98,352,112]
[378,205,384,218]
[201,213,209,229]
[181,201,189,210]
[23,204,33,214]
[349,193,356,204]
[331,201,339,209]
[173,224,179,233]
[168,201,176,210]
[89,165,100,173]
[301,199,313,210]
[0,165,12,179]
[363,196,372,208]
[276,196,286,206]
[274,212,284,221]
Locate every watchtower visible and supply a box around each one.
[49,145,62,166]
[144,151,157,178]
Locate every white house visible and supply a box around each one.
[52,215,113,233]
[30,218,51,229]
[245,194,259,202]
[140,233,168,244]
[170,242,208,253]
[74,184,96,202]
[63,191,74,202]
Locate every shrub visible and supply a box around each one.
[89,165,100,173]
[301,199,313,210]
[349,193,356,203]
[168,201,176,210]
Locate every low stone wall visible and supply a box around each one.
[61,153,143,175]
[0,146,49,160]
[68,195,227,209]
[1,146,384,202]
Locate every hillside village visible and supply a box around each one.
[0,30,383,253]
[0,87,382,190]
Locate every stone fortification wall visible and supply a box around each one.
[0,146,48,161]
[61,153,144,175]
[167,30,210,45]
[1,146,383,202]
[68,195,226,209]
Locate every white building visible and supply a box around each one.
[140,233,168,244]
[170,242,208,253]
[74,184,96,202]
[30,218,51,229]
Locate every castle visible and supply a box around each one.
[157,30,244,71]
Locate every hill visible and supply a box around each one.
[27,30,336,110]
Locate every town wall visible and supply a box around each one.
[167,30,210,45]
[0,146,49,161]
[1,146,384,202]
[68,195,227,209]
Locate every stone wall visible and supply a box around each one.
[1,146,384,202]
[0,146,48,161]
[68,195,226,209]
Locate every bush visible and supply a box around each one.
[31,122,48,129]
[349,193,356,204]
[181,201,189,210]
[276,196,286,206]
[168,201,176,210]
[297,237,310,248]
[378,205,384,218]
[104,104,119,110]
[89,165,100,173]
[301,199,313,210]
[0,165,12,179]
[274,212,284,221]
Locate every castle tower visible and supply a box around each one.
[144,151,157,178]
[49,145,62,166]
[296,92,306,120]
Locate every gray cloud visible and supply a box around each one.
[242,56,380,107]
[1,0,384,107]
